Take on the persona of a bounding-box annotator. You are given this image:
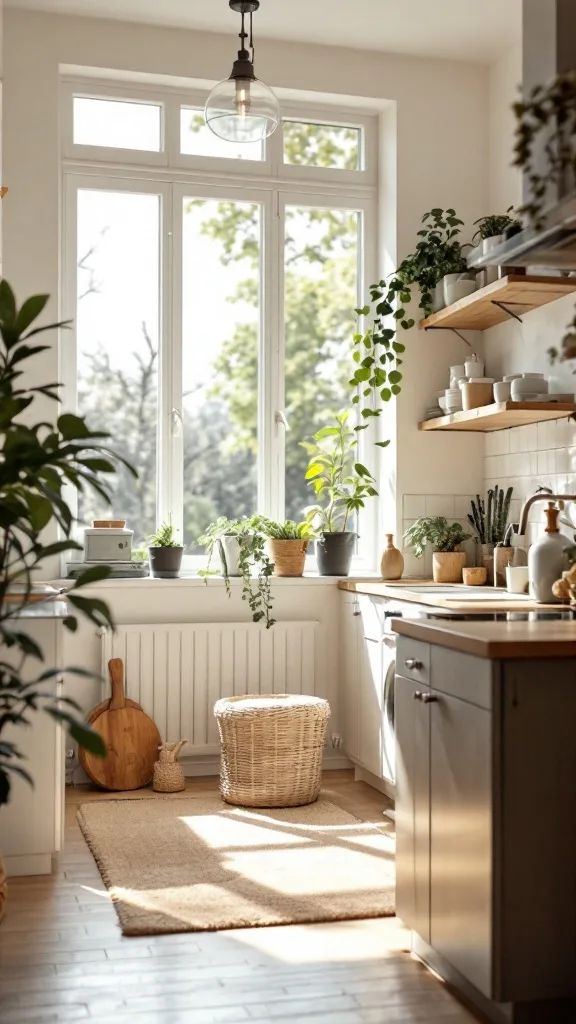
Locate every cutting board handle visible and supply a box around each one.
[108,658,126,710]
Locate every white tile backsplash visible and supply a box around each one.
[425,494,455,517]
[403,494,427,519]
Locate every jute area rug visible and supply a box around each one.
[77,794,395,936]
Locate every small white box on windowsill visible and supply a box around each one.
[83,527,133,562]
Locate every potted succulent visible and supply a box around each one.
[302,411,378,577]
[258,519,316,578]
[403,516,470,583]
[198,516,275,628]
[468,485,513,584]
[147,516,184,578]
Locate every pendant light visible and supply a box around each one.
[205,1,280,144]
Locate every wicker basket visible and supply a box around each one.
[268,539,308,577]
[152,740,187,793]
[214,694,331,808]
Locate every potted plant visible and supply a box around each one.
[302,411,378,577]
[403,517,471,583]
[198,516,275,628]
[147,516,184,578]
[468,485,513,584]
[258,519,316,578]
[0,282,136,916]
[472,207,521,255]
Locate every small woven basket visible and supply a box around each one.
[152,740,187,793]
[214,693,330,808]
[268,539,308,577]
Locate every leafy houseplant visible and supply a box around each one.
[0,282,138,810]
[403,517,470,584]
[472,207,521,244]
[302,411,378,577]
[148,516,184,579]
[257,519,315,578]
[198,517,275,628]
[350,208,467,441]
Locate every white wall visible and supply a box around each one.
[482,44,576,544]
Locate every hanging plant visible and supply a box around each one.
[351,208,466,440]
[513,70,576,228]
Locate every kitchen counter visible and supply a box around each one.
[393,615,576,658]
[339,578,561,613]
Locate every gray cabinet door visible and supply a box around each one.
[430,690,492,998]
[395,674,430,942]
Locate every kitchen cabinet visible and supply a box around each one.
[338,593,388,781]
[396,632,576,1023]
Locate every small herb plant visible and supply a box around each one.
[403,517,470,559]
[198,516,275,628]
[149,516,180,547]
[472,207,521,242]
[351,208,468,441]
[258,519,315,541]
[302,411,378,533]
[468,486,513,545]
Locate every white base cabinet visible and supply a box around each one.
[339,593,390,782]
[396,634,576,1023]
[0,618,65,876]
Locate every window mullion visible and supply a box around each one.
[259,189,282,520]
[160,183,182,541]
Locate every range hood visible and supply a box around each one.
[469,0,576,272]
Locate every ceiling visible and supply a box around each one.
[5,0,522,64]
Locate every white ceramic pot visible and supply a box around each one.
[465,354,485,378]
[482,234,505,254]
[442,273,462,306]
[493,380,511,403]
[445,279,477,306]
[511,377,548,398]
[529,531,571,603]
[449,364,466,388]
[431,281,445,313]
[503,374,522,383]
[218,535,242,577]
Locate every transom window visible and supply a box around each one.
[62,79,377,570]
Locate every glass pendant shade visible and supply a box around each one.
[205,75,280,144]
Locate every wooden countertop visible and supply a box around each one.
[393,617,576,659]
[338,578,560,613]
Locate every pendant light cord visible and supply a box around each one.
[249,10,255,64]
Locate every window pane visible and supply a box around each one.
[73,97,162,151]
[283,121,361,170]
[181,107,264,161]
[284,205,360,522]
[76,189,160,546]
[182,197,260,552]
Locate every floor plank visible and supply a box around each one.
[0,772,480,1023]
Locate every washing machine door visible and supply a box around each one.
[382,635,396,784]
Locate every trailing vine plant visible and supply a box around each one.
[350,208,467,439]
[198,516,275,628]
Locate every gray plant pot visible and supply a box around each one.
[148,546,184,579]
[316,532,356,577]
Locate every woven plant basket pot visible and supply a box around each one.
[214,694,331,808]
[153,761,185,793]
[0,852,6,924]
[269,539,308,577]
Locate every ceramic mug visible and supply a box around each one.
[493,380,511,402]
[506,566,530,594]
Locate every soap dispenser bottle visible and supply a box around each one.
[528,503,571,603]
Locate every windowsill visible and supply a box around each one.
[49,573,381,589]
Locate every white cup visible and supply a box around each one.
[506,566,530,594]
[493,380,511,402]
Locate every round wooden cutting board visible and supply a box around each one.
[80,658,161,791]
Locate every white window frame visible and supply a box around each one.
[61,76,380,573]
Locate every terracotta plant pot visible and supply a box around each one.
[462,566,487,586]
[432,550,466,584]
[381,534,404,580]
[269,539,308,578]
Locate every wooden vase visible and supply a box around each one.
[381,534,404,580]
[432,550,466,584]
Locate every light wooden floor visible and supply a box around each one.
[0,771,481,1024]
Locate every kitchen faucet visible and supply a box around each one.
[518,493,576,537]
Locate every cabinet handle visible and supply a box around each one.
[422,694,439,704]
[413,691,423,701]
[405,658,423,670]
[353,610,361,616]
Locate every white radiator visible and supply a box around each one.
[100,621,317,754]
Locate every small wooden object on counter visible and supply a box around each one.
[79,658,161,791]
[380,534,404,580]
[462,566,487,586]
[153,740,188,793]
[493,545,514,587]
[432,551,466,583]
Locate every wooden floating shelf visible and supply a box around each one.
[419,402,576,433]
[419,275,576,331]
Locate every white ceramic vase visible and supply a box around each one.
[218,535,242,577]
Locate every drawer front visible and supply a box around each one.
[430,646,492,710]
[397,636,430,684]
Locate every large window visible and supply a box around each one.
[63,82,377,567]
